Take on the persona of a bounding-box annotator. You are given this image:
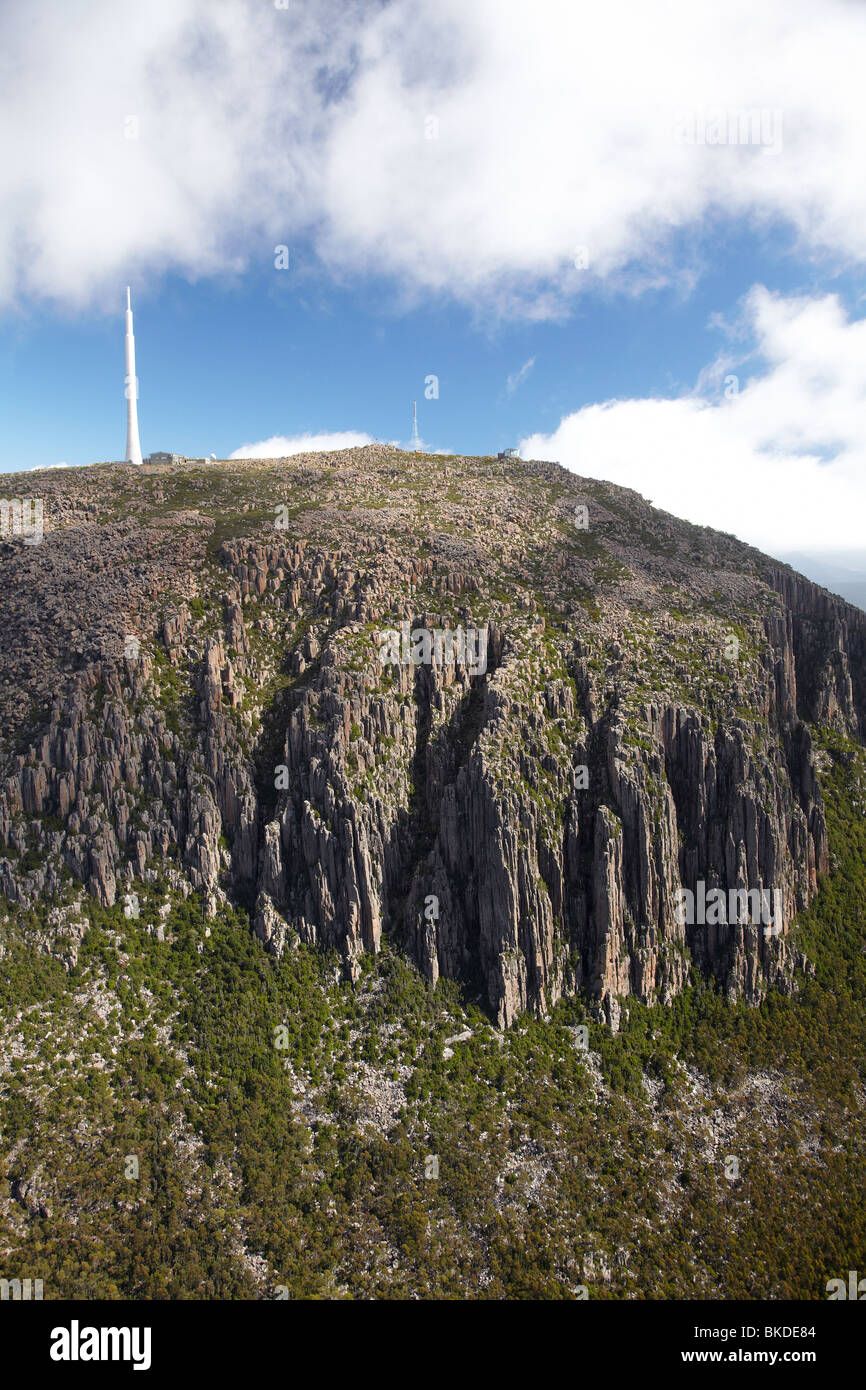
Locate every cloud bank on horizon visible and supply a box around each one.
[520,287,866,555]
[229,431,375,460]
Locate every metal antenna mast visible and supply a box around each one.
[124,287,143,465]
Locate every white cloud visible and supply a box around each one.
[520,287,866,554]
[229,431,374,459]
[506,358,536,394]
[2,1,866,314]
[0,0,352,310]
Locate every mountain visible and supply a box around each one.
[1,446,865,1300]
[2,446,863,1020]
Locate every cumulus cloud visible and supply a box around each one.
[519,287,866,554]
[10,461,76,473]
[2,0,865,314]
[0,0,353,310]
[229,431,374,459]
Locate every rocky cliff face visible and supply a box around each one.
[1,447,863,1026]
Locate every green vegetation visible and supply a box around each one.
[1,727,864,1299]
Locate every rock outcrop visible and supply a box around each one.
[1,446,863,1027]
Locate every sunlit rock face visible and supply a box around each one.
[1,446,863,1025]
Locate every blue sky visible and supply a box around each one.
[4,220,852,468]
[1,0,865,563]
